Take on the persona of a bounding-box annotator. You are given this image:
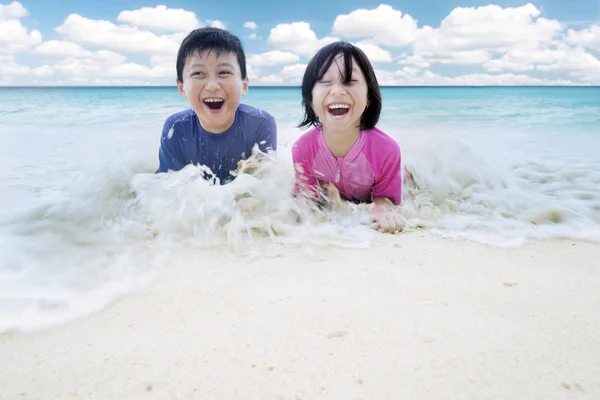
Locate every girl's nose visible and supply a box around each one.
[330,83,347,96]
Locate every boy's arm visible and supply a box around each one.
[371,142,402,205]
[157,120,186,173]
[256,114,277,153]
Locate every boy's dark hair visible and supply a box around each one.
[176,27,247,82]
[298,41,382,130]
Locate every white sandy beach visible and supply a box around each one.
[1,232,599,400]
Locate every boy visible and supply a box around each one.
[156,27,277,184]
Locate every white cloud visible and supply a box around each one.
[0,1,27,20]
[150,55,174,67]
[52,49,172,82]
[0,55,53,77]
[268,22,339,56]
[281,63,306,78]
[352,41,393,62]
[2,2,598,86]
[247,64,260,80]
[210,20,226,29]
[53,50,127,78]
[248,50,299,66]
[566,24,600,51]
[256,74,284,84]
[332,4,418,47]
[36,40,87,57]
[0,19,42,54]
[413,4,563,65]
[382,68,580,86]
[398,54,430,69]
[483,45,600,83]
[250,63,307,86]
[280,63,306,84]
[55,14,182,55]
[117,6,201,32]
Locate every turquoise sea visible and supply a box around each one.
[1,86,599,331]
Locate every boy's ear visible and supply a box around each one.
[176,79,186,98]
[242,77,249,96]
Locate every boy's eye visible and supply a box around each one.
[191,71,204,77]
[219,71,232,75]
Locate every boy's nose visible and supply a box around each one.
[205,79,220,91]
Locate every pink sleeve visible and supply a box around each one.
[292,138,321,200]
[371,143,402,205]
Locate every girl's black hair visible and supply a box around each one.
[298,41,382,130]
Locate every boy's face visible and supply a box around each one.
[177,50,249,134]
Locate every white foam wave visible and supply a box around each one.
[1,128,599,332]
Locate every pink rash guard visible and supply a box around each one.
[292,126,402,205]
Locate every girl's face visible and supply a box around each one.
[311,54,368,135]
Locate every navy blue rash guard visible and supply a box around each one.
[157,103,277,184]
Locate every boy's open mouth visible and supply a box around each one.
[327,103,350,116]
[204,98,225,111]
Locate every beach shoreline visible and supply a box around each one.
[1,232,599,399]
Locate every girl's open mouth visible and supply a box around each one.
[327,103,350,116]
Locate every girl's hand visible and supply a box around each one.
[371,211,404,233]
[370,198,404,234]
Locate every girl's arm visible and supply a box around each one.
[371,144,402,205]
[370,142,403,233]
[292,154,321,201]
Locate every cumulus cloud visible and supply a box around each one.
[483,44,600,83]
[280,63,306,84]
[244,21,258,30]
[413,4,563,65]
[53,49,172,81]
[332,4,418,46]
[352,41,393,62]
[0,2,41,54]
[268,22,338,56]
[247,64,261,80]
[36,40,88,57]
[0,19,42,54]
[566,24,600,51]
[0,55,53,77]
[2,2,599,85]
[55,14,182,55]
[117,5,201,32]
[281,63,306,78]
[256,74,284,84]
[378,67,580,86]
[247,50,299,67]
[0,1,27,19]
[210,20,226,29]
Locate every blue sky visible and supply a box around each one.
[1,0,599,85]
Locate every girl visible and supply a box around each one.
[292,41,404,234]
